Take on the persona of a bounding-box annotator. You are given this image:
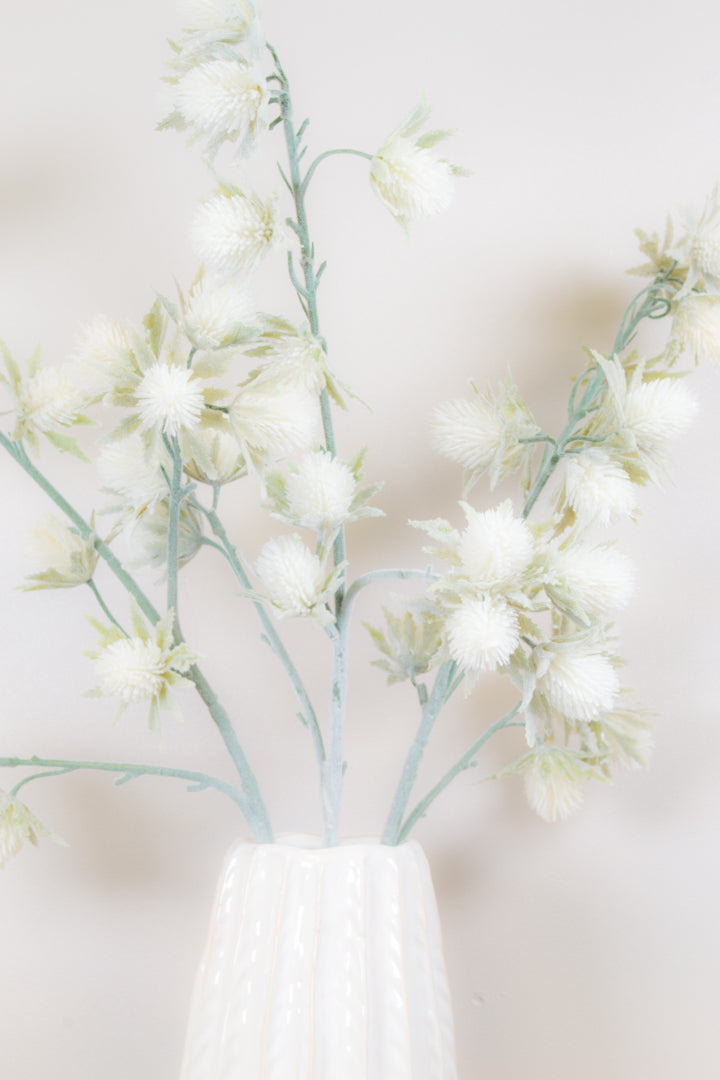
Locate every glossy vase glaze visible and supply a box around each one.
[179,835,458,1079]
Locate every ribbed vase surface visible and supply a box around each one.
[179,835,458,1079]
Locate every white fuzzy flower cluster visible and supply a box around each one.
[23,516,99,591]
[0,343,90,458]
[89,607,198,730]
[433,378,539,495]
[254,534,342,625]
[190,185,282,279]
[160,0,267,160]
[634,186,720,366]
[264,448,383,534]
[0,790,64,868]
[370,100,467,231]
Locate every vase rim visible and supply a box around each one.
[237,833,417,853]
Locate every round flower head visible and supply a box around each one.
[23,515,98,590]
[458,500,534,589]
[128,500,204,569]
[537,641,619,722]
[135,362,205,437]
[183,424,245,484]
[433,396,504,472]
[522,747,589,822]
[178,0,258,39]
[255,534,329,619]
[0,790,64,868]
[230,382,318,464]
[547,543,635,623]
[445,595,520,672]
[174,59,268,156]
[190,189,280,277]
[98,432,171,508]
[72,315,135,395]
[619,377,698,453]
[563,449,636,527]
[285,451,357,531]
[90,608,198,730]
[183,273,256,350]
[668,294,720,366]
[370,101,462,230]
[15,366,84,436]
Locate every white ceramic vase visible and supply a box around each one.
[179,835,458,1079]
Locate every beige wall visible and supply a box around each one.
[1,0,720,1076]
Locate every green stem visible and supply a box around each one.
[194,499,326,783]
[1,755,249,812]
[323,567,439,846]
[382,660,457,845]
[268,43,347,608]
[188,666,273,841]
[396,703,524,844]
[301,148,373,194]
[86,579,127,635]
[166,435,183,630]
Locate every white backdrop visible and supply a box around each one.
[1,1,720,1077]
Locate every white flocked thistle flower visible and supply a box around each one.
[181,271,257,350]
[0,790,65,868]
[164,57,269,160]
[229,379,319,468]
[562,448,637,527]
[457,500,535,590]
[370,99,467,230]
[667,293,720,366]
[521,746,599,822]
[534,638,620,723]
[545,541,635,625]
[266,448,382,533]
[135,361,206,438]
[190,187,282,277]
[22,516,99,591]
[178,0,261,46]
[444,594,520,673]
[255,534,340,625]
[89,607,199,730]
[0,345,89,456]
[97,431,172,509]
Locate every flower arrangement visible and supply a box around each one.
[0,0,717,859]
[1,1,719,1072]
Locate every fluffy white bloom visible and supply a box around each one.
[0,790,63,868]
[257,330,330,396]
[90,608,198,729]
[135,362,205,437]
[458,500,534,589]
[96,638,172,704]
[190,189,280,276]
[370,101,461,229]
[174,59,268,154]
[548,543,635,622]
[445,595,520,672]
[72,315,134,394]
[522,748,588,822]
[537,641,619,722]
[178,0,257,37]
[668,294,720,366]
[255,534,328,618]
[16,366,84,434]
[230,382,318,461]
[183,273,255,350]
[564,449,636,526]
[285,451,357,531]
[432,397,504,470]
[621,377,697,451]
[23,516,98,590]
[97,432,170,507]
